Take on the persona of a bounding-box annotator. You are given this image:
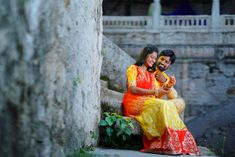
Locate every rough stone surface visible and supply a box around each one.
[164,61,235,118]
[91,146,217,157]
[101,36,135,91]
[0,0,102,157]
[101,86,123,115]
[187,102,235,157]
[104,32,235,59]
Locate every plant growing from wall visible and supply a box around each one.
[99,112,141,149]
[67,131,98,157]
[67,146,94,157]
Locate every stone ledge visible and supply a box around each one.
[101,80,108,88]
[101,86,123,115]
[92,146,217,157]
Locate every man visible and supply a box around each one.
[154,49,185,115]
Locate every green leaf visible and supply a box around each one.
[128,122,134,129]
[121,122,127,129]
[99,120,108,126]
[116,130,123,137]
[105,116,115,126]
[90,131,98,140]
[103,112,110,117]
[124,127,131,136]
[112,112,123,118]
[110,115,117,122]
[121,118,127,124]
[125,117,131,123]
[115,118,121,126]
[106,127,113,137]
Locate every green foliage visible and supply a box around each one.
[67,132,97,157]
[99,112,141,149]
[73,77,81,86]
[89,131,98,141]
[100,75,109,81]
[67,147,94,157]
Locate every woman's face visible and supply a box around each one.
[144,51,158,67]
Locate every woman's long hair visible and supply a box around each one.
[135,45,158,72]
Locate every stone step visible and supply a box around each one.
[100,86,123,115]
[90,146,217,157]
[100,79,108,88]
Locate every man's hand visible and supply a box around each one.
[167,75,176,88]
[158,87,170,96]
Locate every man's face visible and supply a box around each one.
[157,56,171,71]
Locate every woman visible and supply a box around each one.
[122,45,200,155]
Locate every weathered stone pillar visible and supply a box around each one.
[0,0,102,157]
[153,0,161,30]
[211,0,220,30]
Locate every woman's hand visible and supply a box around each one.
[155,87,170,97]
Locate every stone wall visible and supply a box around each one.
[0,0,102,157]
[101,36,135,91]
[165,60,235,121]
[187,103,235,157]
[104,31,235,59]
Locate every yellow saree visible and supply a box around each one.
[122,65,200,155]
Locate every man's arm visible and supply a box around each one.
[167,87,178,99]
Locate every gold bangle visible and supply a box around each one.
[155,90,159,97]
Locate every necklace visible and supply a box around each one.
[138,67,150,83]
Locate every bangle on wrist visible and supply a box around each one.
[155,90,159,97]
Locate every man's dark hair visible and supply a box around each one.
[159,49,176,65]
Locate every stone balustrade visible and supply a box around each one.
[222,15,235,29]
[103,16,151,29]
[160,15,211,32]
[103,15,235,32]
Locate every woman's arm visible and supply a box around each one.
[129,86,155,95]
[129,86,169,97]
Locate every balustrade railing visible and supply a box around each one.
[221,15,235,29]
[103,15,235,32]
[160,15,211,31]
[103,16,151,29]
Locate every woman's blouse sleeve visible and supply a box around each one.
[126,65,137,87]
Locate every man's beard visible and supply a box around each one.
[157,63,166,71]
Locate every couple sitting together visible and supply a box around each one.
[122,45,200,155]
